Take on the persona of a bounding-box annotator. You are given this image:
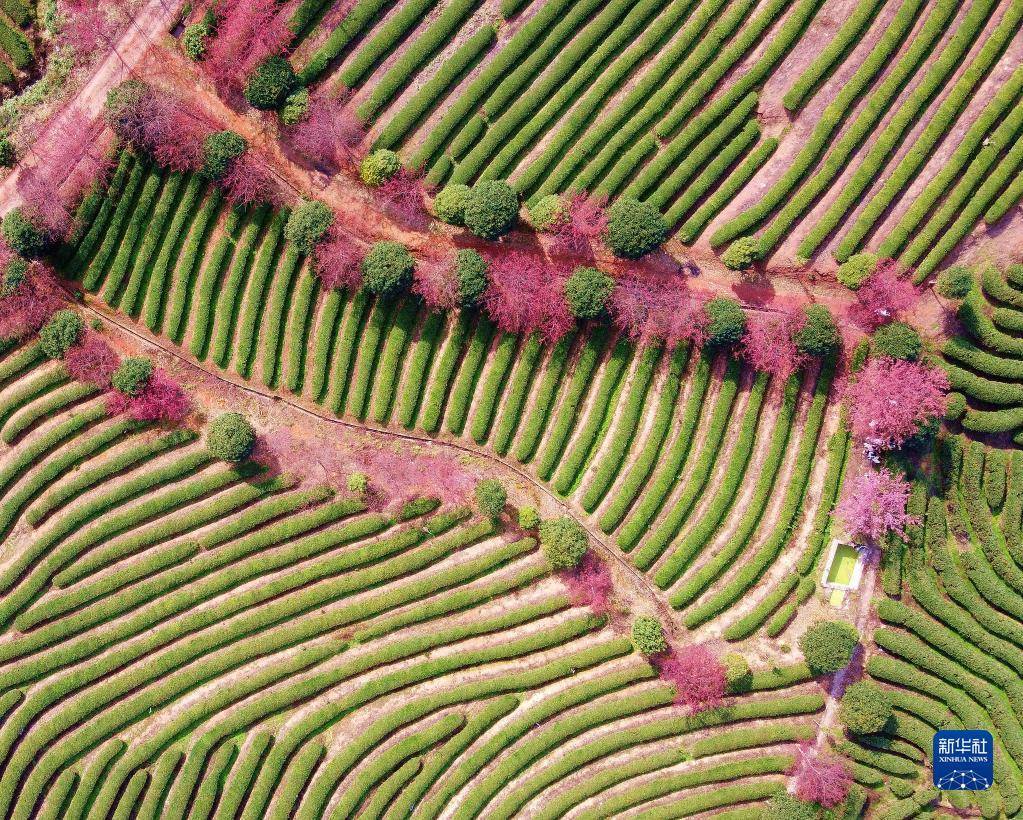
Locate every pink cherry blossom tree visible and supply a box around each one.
[222,150,278,207]
[553,192,608,255]
[844,356,949,451]
[848,259,919,331]
[836,467,918,542]
[413,255,459,311]
[64,331,120,388]
[655,644,728,713]
[313,222,363,291]
[107,370,190,424]
[376,169,427,226]
[483,251,574,343]
[789,743,852,808]
[56,0,122,62]
[0,263,64,341]
[609,273,709,349]
[201,0,291,93]
[287,90,364,170]
[561,551,613,616]
[740,309,807,379]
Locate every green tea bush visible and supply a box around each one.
[799,619,858,674]
[518,506,540,529]
[39,310,82,359]
[474,479,507,518]
[362,241,414,296]
[704,298,746,348]
[360,150,401,186]
[724,653,753,693]
[280,88,309,125]
[202,131,246,180]
[432,184,470,225]
[3,207,47,256]
[605,197,666,259]
[631,616,667,655]
[839,680,893,734]
[795,304,839,357]
[181,22,209,60]
[721,236,759,270]
[564,266,613,319]
[0,138,15,168]
[455,249,488,307]
[245,55,296,109]
[111,357,153,396]
[529,194,565,232]
[463,181,518,240]
[836,252,877,290]
[936,265,974,298]
[538,516,587,569]
[872,321,921,360]
[206,413,256,462]
[285,200,333,253]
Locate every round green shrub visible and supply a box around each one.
[111,357,153,396]
[836,252,878,290]
[39,310,82,359]
[721,236,760,271]
[206,413,256,462]
[872,321,921,361]
[1,257,27,296]
[723,653,753,694]
[3,207,47,256]
[280,88,310,126]
[455,249,489,307]
[0,137,16,168]
[564,266,614,319]
[945,391,967,422]
[605,197,667,259]
[244,55,297,110]
[347,471,369,495]
[432,184,470,226]
[285,200,333,254]
[463,180,519,240]
[704,297,747,348]
[935,265,974,299]
[529,194,566,232]
[538,516,587,570]
[799,619,858,675]
[181,22,210,61]
[359,150,401,187]
[361,241,415,297]
[631,616,668,655]
[474,479,507,518]
[839,680,893,734]
[517,505,540,530]
[202,131,247,180]
[794,304,840,357]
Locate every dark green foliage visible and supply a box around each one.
[39,310,82,359]
[245,55,297,110]
[202,131,247,180]
[705,298,746,348]
[872,321,921,361]
[111,357,153,396]
[839,680,893,734]
[362,241,414,296]
[605,197,666,259]
[206,412,256,462]
[285,200,333,253]
[1,258,26,296]
[936,265,974,299]
[181,22,210,60]
[538,516,587,569]
[564,266,614,319]
[795,305,839,357]
[799,619,858,675]
[0,137,15,167]
[3,207,47,256]
[474,479,507,518]
[724,653,753,694]
[463,180,519,240]
[945,392,966,421]
[455,249,488,307]
[721,236,759,270]
[280,88,310,126]
[360,150,401,186]
[630,616,667,655]
[432,184,470,225]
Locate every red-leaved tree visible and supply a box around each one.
[609,273,709,349]
[836,467,918,542]
[107,370,190,424]
[287,90,364,170]
[413,255,459,311]
[64,331,120,389]
[553,192,608,255]
[376,169,427,226]
[222,150,278,207]
[844,356,948,451]
[313,222,363,291]
[55,0,121,62]
[848,259,919,331]
[0,263,64,341]
[483,251,574,343]
[561,551,613,616]
[655,644,728,713]
[741,309,806,379]
[789,743,852,808]
[201,0,291,93]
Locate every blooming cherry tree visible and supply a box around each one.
[788,743,852,808]
[201,0,291,93]
[107,370,190,424]
[740,309,806,379]
[0,264,64,341]
[561,551,612,616]
[655,644,728,713]
[288,90,364,170]
[64,331,119,388]
[554,192,608,255]
[413,256,459,311]
[836,468,918,541]
[609,274,709,349]
[848,259,919,331]
[313,223,363,291]
[482,251,574,343]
